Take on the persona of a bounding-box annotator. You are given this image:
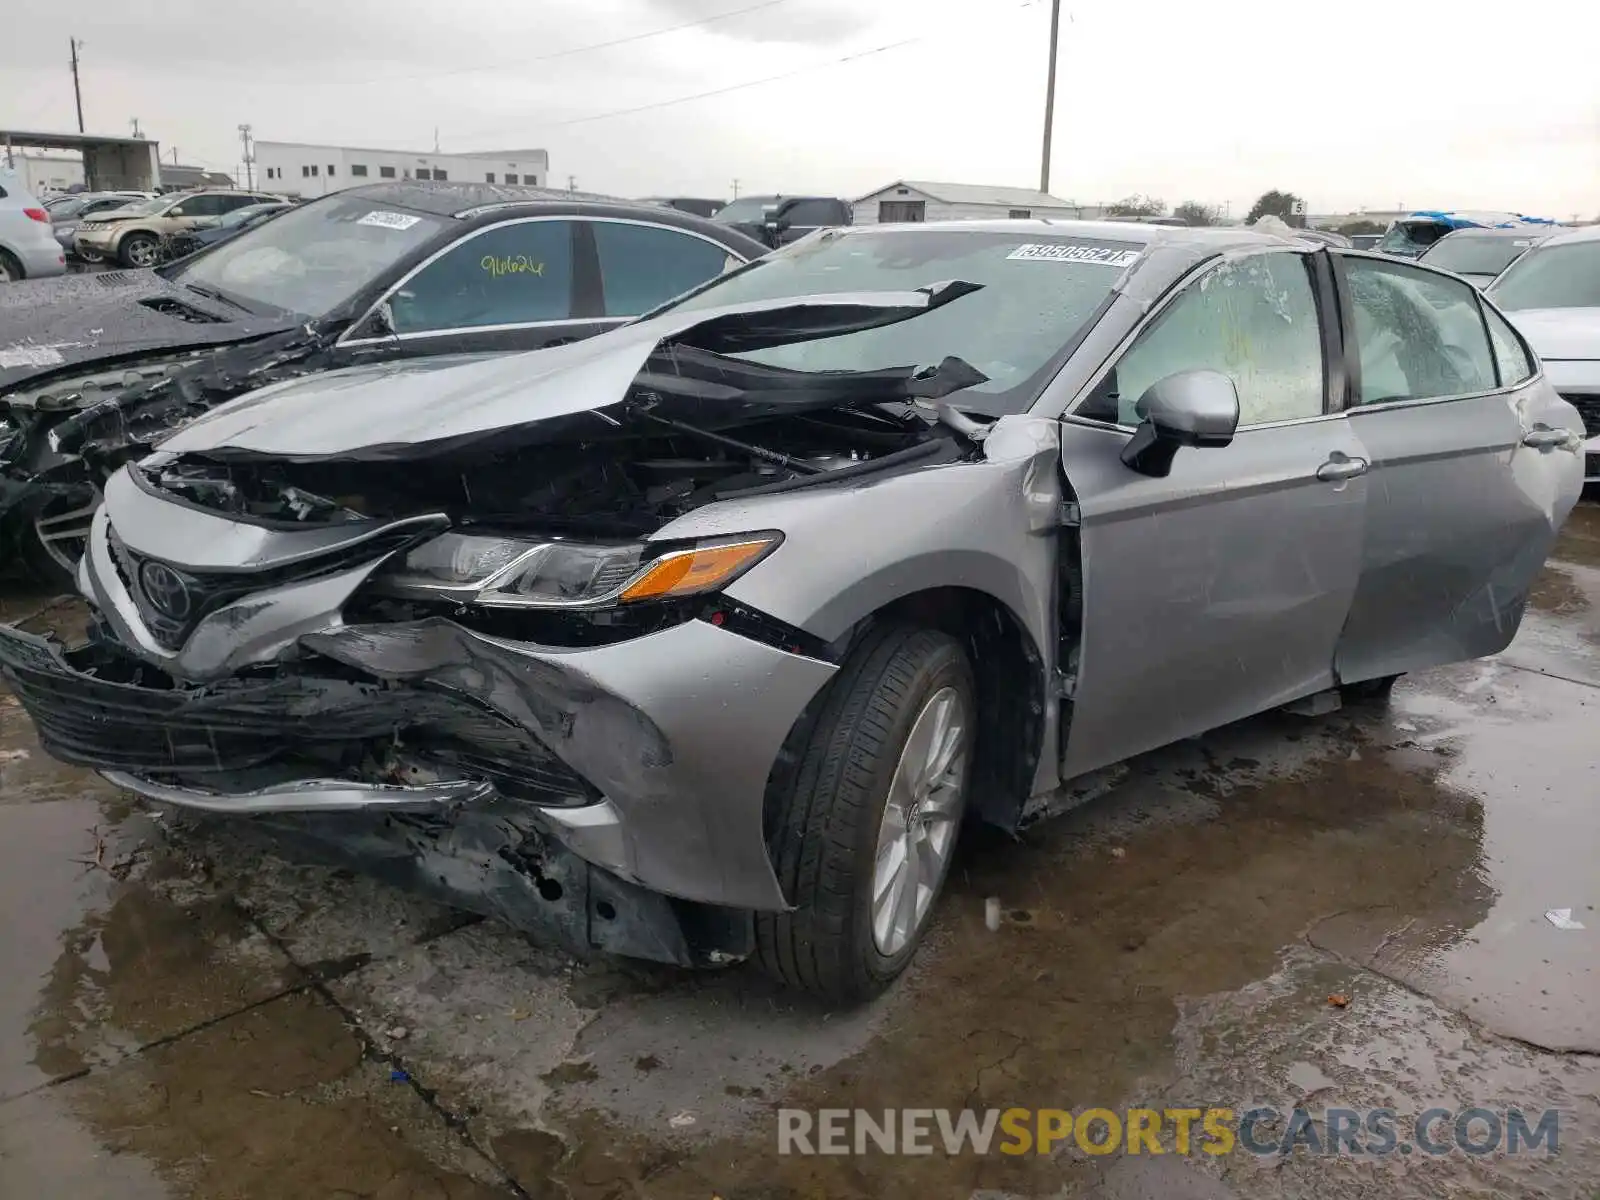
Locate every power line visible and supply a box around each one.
[553,38,920,129]
[324,0,794,89]
[453,0,1045,142]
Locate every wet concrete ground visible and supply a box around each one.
[1,506,1597,1199]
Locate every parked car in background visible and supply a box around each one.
[1376,211,1556,259]
[74,189,283,267]
[158,201,292,261]
[0,172,67,282]
[639,197,726,219]
[0,182,768,582]
[1487,224,1600,483]
[713,194,852,248]
[0,221,1580,1004]
[1418,227,1544,289]
[44,191,158,263]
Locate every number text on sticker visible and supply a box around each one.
[1007,244,1140,267]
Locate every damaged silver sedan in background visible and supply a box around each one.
[0,222,1584,1003]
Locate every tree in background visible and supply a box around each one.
[1173,201,1222,227]
[1245,190,1305,227]
[1334,219,1386,236]
[1106,194,1166,218]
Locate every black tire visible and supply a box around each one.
[755,624,976,1005]
[118,233,158,269]
[0,249,23,283]
[1341,673,1402,703]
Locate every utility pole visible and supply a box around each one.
[1039,0,1062,194]
[238,124,254,189]
[433,126,440,153]
[69,38,85,132]
[129,117,142,138]
[731,178,740,199]
[567,174,576,193]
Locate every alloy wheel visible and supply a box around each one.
[870,685,970,956]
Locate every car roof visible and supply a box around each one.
[1432,226,1549,241]
[828,217,1293,253]
[1526,223,1600,248]
[330,180,622,217]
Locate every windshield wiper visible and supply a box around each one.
[183,282,253,315]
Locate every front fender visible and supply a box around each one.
[653,414,1065,795]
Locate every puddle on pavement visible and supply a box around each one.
[534,701,1494,1199]
[1,511,1595,1198]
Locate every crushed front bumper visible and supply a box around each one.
[0,608,836,915]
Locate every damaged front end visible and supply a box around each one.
[0,327,347,574]
[0,288,987,967]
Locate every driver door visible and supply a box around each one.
[1059,249,1368,779]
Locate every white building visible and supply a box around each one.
[3,151,86,196]
[252,141,549,199]
[852,180,1100,225]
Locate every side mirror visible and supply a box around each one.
[1120,369,1239,477]
[762,204,791,235]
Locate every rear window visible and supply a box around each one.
[660,228,1140,415]
[1488,240,1600,312]
[1421,235,1532,278]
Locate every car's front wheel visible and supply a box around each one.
[756,624,975,1005]
[119,233,159,268]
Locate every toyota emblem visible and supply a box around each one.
[138,561,192,621]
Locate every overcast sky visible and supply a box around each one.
[3,0,1597,217]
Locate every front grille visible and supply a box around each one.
[1560,394,1600,438]
[109,524,420,652]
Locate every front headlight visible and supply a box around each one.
[380,531,781,609]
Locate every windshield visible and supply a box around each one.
[1488,240,1600,311]
[1421,235,1532,277]
[1378,220,1449,257]
[713,197,779,224]
[660,228,1138,415]
[167,194,446,318]
[113,196,173,218]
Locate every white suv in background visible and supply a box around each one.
[1487,224,1600,485]
[0,171,67,282]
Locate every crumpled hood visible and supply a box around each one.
[1499,307,1600,361]
[0,269,292,393]
[158,284,981,462]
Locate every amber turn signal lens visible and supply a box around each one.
[618,538,777,603]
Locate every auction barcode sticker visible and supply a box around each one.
[357,210,423,231]
[1007,243,1140,267]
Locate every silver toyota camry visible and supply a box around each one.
[0,221,1584,1003]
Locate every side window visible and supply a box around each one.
[783,199,840,227]
[1083,252,1325,426]
[1342,257,1497,405]
[592,222,737,318]
[216,194,258,213]
[1483,304,1534,386]
[389,220,574,334]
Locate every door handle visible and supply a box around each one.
[1522,427,1575,450]
[1316,454,1369,482]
